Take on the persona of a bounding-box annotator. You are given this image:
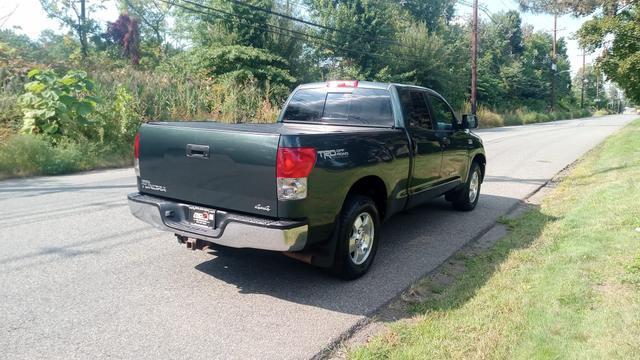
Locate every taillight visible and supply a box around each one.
[326,80,359,88]
[134,133,140,176]
[276,147,316,200]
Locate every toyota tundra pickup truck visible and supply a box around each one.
[128,81,485,279]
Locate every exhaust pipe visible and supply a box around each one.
[282,251,313,264]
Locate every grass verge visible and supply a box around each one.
[350,119,640,359]
[0,135,132,180]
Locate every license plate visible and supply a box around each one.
[188,207,216,228]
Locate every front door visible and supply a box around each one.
[398,89,443,202]
[427,95,469,182]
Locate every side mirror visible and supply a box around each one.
[462,114,478,129]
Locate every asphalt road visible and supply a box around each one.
[1,114,636,360]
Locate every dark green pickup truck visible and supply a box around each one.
[128,81,485,279]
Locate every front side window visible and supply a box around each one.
[428,95,457,131]
[282,88,394,126]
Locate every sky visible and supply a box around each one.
[0,0,595,75]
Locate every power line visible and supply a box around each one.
[211,0,410,49]
[164,0,470,66]
[161,0,455,66]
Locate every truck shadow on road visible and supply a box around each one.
[193,193,555,316]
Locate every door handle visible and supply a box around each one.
[186,144,210,159]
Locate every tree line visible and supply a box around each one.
[0,0,635,178]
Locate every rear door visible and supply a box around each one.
[398,89,443,200]
[138,124,280,217]
[427,95,469,182]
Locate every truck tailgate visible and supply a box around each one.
[138,123,279,217]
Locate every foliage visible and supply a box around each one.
[308,0,400,80]
[0,134,131,179]
[0,0,629,179]
[19,69,100,141]
[399,0,456,31]
[518,0,621,16]
[120,0,171,46]
[104,13,141,65]
[387,21,468,108]
[572,64,605,108]
[577,5,640,104]
[188,45,295,85]
[39,0,106,58]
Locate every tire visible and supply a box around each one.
[448,161,482,211]
[330,195,380,280]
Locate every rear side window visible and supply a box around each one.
[282,88,394,126]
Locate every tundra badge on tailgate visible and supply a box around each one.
[141,179,167,192]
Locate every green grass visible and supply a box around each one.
[0,135,132,179]
[350,119,640,359]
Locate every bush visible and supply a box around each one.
[0,134,132,179]
[92,67,284,124]
[19,69,101,141]
[477,106,504,128]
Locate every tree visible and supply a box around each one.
[386,21,467,108]
[104,13,141,65]
[399,0,456,31]
[120,0,170,46]
[577,5,640,103]
[572,64,605,108]
[518,0,603,16]
[307,0,400,80]
[39,0,105,58]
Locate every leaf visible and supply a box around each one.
[59,75,78,86]
[21,118,36,134]
[76,101,94,116]
[85,95,103,104]
[25,81,46,93]
[41,89,59,100]
[59,94,75,107]
[27,69,40,78]
[42,122,59,134]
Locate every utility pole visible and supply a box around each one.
[550,13,557,112]
[581,49,586,108]
[595,70,599,109]
[471,0,478,115]
[80,0,88,59]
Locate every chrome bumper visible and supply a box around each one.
[128,193,308,252]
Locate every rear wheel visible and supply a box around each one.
[330,195,380,280]
[447,161,482,211]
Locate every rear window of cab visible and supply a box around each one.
[282,88,394,126]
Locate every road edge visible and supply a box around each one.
[312,159,581,360]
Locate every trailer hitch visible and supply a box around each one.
[175,234,212,251]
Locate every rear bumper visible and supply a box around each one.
[128,193,308,251]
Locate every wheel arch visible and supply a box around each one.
[343,175,388,220]
[471,153,486,182]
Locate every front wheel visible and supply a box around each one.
[447,162,482,211]
[330,195,380,280]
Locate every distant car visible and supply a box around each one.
[128,81,486,279]
[623,107,638,114]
